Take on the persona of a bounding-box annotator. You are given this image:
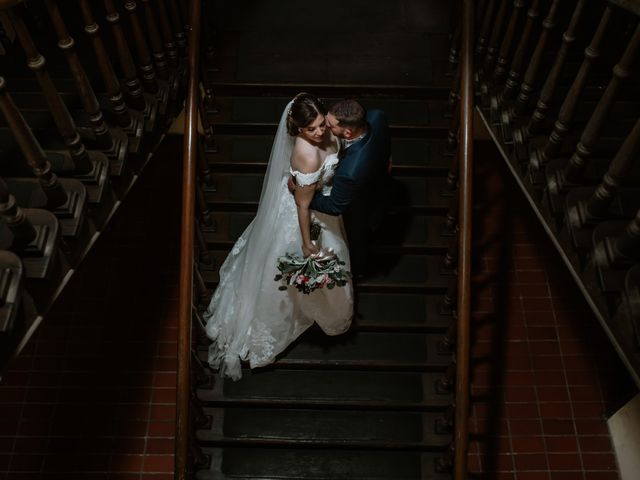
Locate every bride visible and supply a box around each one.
[203,92,354,380]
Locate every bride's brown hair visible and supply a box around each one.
[286,92,327,136]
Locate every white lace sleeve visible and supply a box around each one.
[290,167,322,186]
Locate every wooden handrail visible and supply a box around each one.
[175,0,201,478]
[454,0,474,479]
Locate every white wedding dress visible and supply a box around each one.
[203,101,354,380]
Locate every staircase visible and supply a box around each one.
[0,1,186,370]
[189,1,462,478]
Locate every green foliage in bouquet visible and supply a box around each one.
[274,221,351,294]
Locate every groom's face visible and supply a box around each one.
[326,113,349,139]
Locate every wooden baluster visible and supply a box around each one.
[436,403,455,433]
[439,321,457,354]
[481,0,510,77]
[190,343,210,379]
[446,65,461,118]
[594,209,640,268]
[197,136,214,188]
[44,0,114,152]
[554,23,640,190]
[448,21,461,74]
[103,0,147,111]
[196,182,214,229]
[77,0,134,131]
[476,0,498,60]
[199,61,217,111]
[201,0,216,64]
[443,227,460,270]
[195,221,214,270]
[6,7,94,175]
[444,188,460,235]
[441,276,458,315]
[190,389,209,428]
[476,0,488,26]
[177,0,188,27]
[139,0,169,80]
[493,0,527,85]
[436,442,455,473]
[0,176,37,249]
[154,0,179,68]
[437,361,456,394]
[498,0,543,143]
[166,0,186,55]
[528,4,612,174]
[198,96,217,154]
[0,76,68,209]
[569,118,640,229]
[445,101,460,157]
[513,0,569,119]
[501,0,542,101]
[122,0,159,93]
[194,265,210,307]
[511,0,565,158]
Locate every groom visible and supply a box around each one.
[310,99,392,279]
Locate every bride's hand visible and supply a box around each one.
[302,242,319,258]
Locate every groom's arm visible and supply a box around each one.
[310,174,358,216]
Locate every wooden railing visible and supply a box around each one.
[175,0,201,477]
[0,0,184,372]
[475,0,640,383]
[454,1,474,478]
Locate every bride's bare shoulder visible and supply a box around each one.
[291,138,322,173]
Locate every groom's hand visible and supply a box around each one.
[287,176,296,193]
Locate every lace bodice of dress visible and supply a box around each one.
[290,153,339,196]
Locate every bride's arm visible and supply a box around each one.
[291,150,322,257]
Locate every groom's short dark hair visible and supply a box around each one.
[329,99,367,130]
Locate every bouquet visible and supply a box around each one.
[274,221,351,294]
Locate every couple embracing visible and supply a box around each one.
[204,93,392,380]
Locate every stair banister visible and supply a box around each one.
[455,0,474,479]
[176,0,201,478]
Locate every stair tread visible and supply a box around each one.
[209,96,448,128]
[198,370,451,409]
[197,446,450,480]
[204,211,450,252]
[197,407,450,448]
[275,330,450,369]
[207,135,451,173]
[206,174,450,211]
[202,252,451,292]
[356,293,451,331]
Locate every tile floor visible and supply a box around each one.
[467,146,634,479]
[0,140,634,479]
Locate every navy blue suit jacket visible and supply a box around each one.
[310,109,392,231]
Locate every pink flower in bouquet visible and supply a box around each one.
[295,275,306,285]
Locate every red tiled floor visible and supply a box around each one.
[468,146,633,479]
[0,141,181,479]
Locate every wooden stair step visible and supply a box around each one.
[205,174,450,213]
[355,293,452,332]
[197,407,451,450]
[198,370,451,410]
[201,252,451,293]
[197,447,450,480]
[205,82,450,100]
[274,330,451,371]
[206,135,451,174]
[208,96,448,129]
[204,211,450,253]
